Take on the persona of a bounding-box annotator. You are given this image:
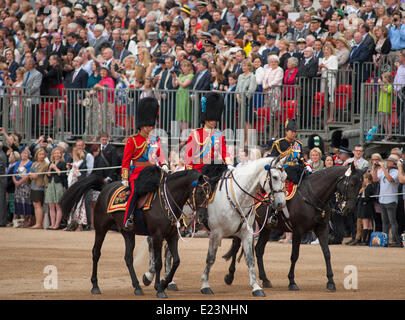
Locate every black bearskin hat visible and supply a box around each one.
[201,92,225,122]
[137,97,159,128]
[331,130,348,149]
[308,134,325,154]
[285,118,298,131]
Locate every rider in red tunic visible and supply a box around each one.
[121,97,168,231]
[185,92,232,171]
[184,92,233,227]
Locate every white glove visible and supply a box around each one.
[305,165,313,173]
[161,164,170,173]
[122,180,129,187]
[227,165,235,171]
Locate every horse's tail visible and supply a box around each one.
[60,175,105,219]
[222,237,243,262]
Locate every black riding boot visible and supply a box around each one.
[123,191,138,232]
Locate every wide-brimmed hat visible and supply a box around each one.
[336,37,351,50]
[148,32,159,41]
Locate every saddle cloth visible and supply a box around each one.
[107,186,154,214]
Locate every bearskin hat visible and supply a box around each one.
[201,92,225,122]
[331,130,348,149]
[137,97,159,128]
[308,134,325,154]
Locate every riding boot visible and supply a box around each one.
[123,190,138,232]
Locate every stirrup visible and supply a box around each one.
[123,216,134,231]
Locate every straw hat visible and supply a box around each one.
[336,37,350,50]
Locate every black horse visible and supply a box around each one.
[60,168,210,298]
[223,163,365,292]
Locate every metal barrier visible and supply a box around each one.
[360,82,405,145]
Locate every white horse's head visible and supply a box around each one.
[261,156,288,210]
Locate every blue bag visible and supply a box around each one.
[369,232,389,247]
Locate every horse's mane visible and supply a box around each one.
[166,169,199,182]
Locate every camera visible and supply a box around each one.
[400,159,404,164]
[374,162,380,167]
[394,18,399,23]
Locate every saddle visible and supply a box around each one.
[107,186,154,214]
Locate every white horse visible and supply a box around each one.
[201,156,288,297]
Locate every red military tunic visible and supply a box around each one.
[185,127,231,172]
[121,133,166,182]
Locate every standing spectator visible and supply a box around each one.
[45,147,67,230]
[297,47,318,127]
[283,57,299,100]
[263,54,284,137]
[95,132,119,184]
[372,154,403,247]
[23,58,43,138]
[388,12,405,53]
[0,143,7,227]
[5,49,19,82]
[357,173,375,246]
[394,49,405,140]
[174,60,194,130]
[349,32,372,113]
[236,59,257,145]
[63,56,89,139]
[319,43,338,124]
[345,145,369,170]
[378,72,394,141]
[335,37,351,70]
[373,26,391,67]
[252,55,265,109]
[6,151,20,227]
[13,148,33,228]
[209,64,225,91]
[190,58,211,91]
[28,148,49,229]
[308,147,324,172]
[224,73,238,132]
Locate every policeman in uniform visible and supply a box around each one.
[121,97,169,231]
[185,92,233,226]
[268,119,312,225]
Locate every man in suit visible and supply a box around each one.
[23,58,43,138]
[318,0,335,28]
[208,9,228,31]
[158,56,179,134]
[113,40,131,62]
[260,34,279,64]
[360,1,377,22]
[63,56,89,139]
[148,32,161,57]
[245,0,261,25]
[292,18,309,42]
[66,33,82,56]
[47,32,67,58]
[231,49,245,76]
[350,32,372,113]
[313,39,324,61]
[297,47,319,127]
[90,24,108,56]
[95,132,120,182]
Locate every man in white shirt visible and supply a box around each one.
[372,154,403,247]
[344,145,369,170]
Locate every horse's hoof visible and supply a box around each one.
[91,287,101,295]
[262,279,272,288]
[167,282,179,291]
[327,282,336,292]
[201,287,214,295]
[224,274,234,285]
[252,289,266,297]
[134,288,144,296]
[143,274,152,286]
[288,283,299,291]
[157,291,168,299]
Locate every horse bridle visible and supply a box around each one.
[159,174,211,227]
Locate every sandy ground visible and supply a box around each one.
[0,228,404,300]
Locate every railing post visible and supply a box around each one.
[102,88,108,134]
[359,82,365,146]
[3,88,9,132]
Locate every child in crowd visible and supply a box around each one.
[378,72,393,141]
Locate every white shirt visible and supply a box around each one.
[377,168,399,204]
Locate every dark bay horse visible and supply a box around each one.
[60,168,210,298]
[222,163,365,292]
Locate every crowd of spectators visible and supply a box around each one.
[0,0,404,245]
[0,0,405,140]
